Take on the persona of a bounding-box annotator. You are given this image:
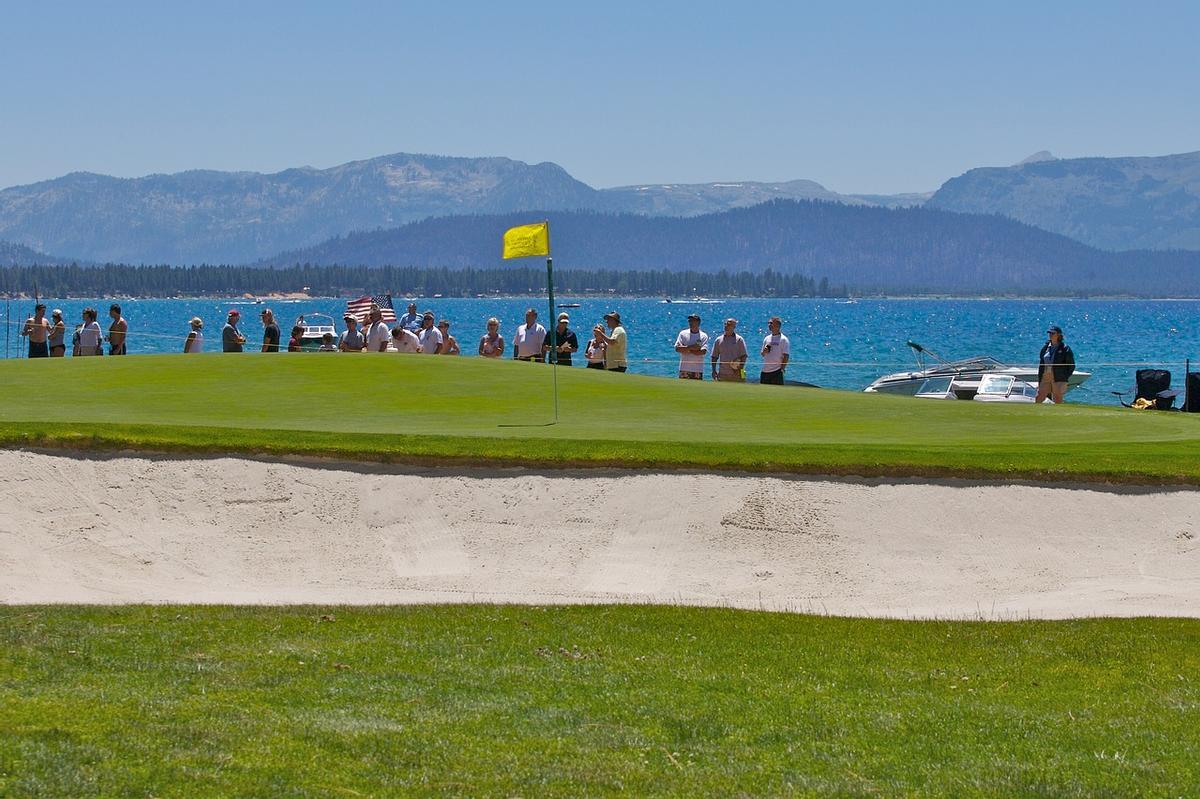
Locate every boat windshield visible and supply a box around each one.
[915,376,954,395]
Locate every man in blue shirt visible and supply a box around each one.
[398,302,421,333]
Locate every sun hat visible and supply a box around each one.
[604,311,621,323]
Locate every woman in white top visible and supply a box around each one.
[585,327,607,369]
[78,308,103,356]
[184,317,204,353]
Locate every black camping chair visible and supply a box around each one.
[1113,369,1180,410]
[1184,371,1200,413]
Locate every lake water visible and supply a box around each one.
[3,296,1197,404]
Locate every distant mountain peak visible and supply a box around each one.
[1014,150,1057,166]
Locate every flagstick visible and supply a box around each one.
[546,256,559,424]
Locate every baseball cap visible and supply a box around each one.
[557,312,570,322]
[687,313,700,320]
[228,309,241,317]
[1047,325,1063,335]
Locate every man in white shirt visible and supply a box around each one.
[513,308,547,361]
[390,326,421,353]
[365,306,391,352]
[711,317,748,382]
[759,316,791,385]
[417,312,444,354]
[674,313,709,379]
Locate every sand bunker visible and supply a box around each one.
[1,450,1197,618]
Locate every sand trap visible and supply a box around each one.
[1,450,1197,618]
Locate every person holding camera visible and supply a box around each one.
[759,316,790,385]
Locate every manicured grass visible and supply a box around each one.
[2,353,1200,481]
[1,606,1197,797]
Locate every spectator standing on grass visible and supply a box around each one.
[674,313,709,379]
[365,306,391,352]
[438,320,460,355]
[593,311,628,372]
[418,312,444,354]
[339,315,364,352]
[711,318,747,382]
[222,309,246,352]
[585,326,606,369]
[183,317,204,353]
[1036,325,1076,404]
[478,318,505,358]
[287,325,304,352]
[260,309,281,352]
[547,312,578,366]
[48,309,66,357]
[759,316,790,385]
[513,308,547,362]
[79,308,104,356]
[398,302,421,333]
[107,304,128,355]
[390,326,421,353]
[21,304,51,358]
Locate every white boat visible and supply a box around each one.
[293,313,337,347]
[865,341,1090,398]
[914,374,1040,403]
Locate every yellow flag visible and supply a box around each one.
[502,221,551,259]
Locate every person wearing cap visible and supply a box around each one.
[21,303,51,358]
[260,309,281,352]
[418,312,444,354]
[546,312,578,366]
[107,304,128,355]
[478,317,505,358]
[513,308,547,362]
[398,302,422,334]
[438,319,461,355]
[48,309,66,357]
[183,317,204,353]
[674,313,709,379]
[711,318,748,382]
[222,309,246,352]
[759,316,790,385]
[593,311,628,372]
[1036,325,1076,404]
[339,315,365,352]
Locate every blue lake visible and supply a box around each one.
[4,296,1198,404]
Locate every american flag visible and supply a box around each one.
[345,293,396,324]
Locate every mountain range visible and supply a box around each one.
[927,150,1200,250]
[0,148,1197,267]
[265,200,1200,296]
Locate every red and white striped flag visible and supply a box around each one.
[345,294,396,324]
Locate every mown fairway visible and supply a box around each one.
[1,353,1199,481]
[1,606,1197,798]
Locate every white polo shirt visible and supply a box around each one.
[761,333,790,373]
[514,323,547,358]
[418,326,443,354]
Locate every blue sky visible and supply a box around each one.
[2,0,1197,194]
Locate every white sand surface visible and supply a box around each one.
[1,450,1197,618]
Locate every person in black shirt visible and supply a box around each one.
[1036,324,1075,404]
[260,309,281,352]
[547,312,579,366]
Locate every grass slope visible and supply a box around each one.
[2,354,1199,481]
[2,606,1198,797]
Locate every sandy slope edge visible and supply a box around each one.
[1,450,1197,619]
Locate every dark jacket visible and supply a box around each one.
[1038,341,1075,383]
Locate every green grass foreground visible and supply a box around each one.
[1,606,1197,797]
[1,353,1199,482]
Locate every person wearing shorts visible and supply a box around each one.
[674,313,708,379]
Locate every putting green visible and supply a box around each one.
[1,353,1198,481]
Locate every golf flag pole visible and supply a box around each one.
[502,220,558,424]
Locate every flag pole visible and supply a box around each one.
[546,255,559,423]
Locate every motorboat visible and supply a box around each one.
[914,374,1039,403]
[293,313,337,347]
[864,341,1090,397]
